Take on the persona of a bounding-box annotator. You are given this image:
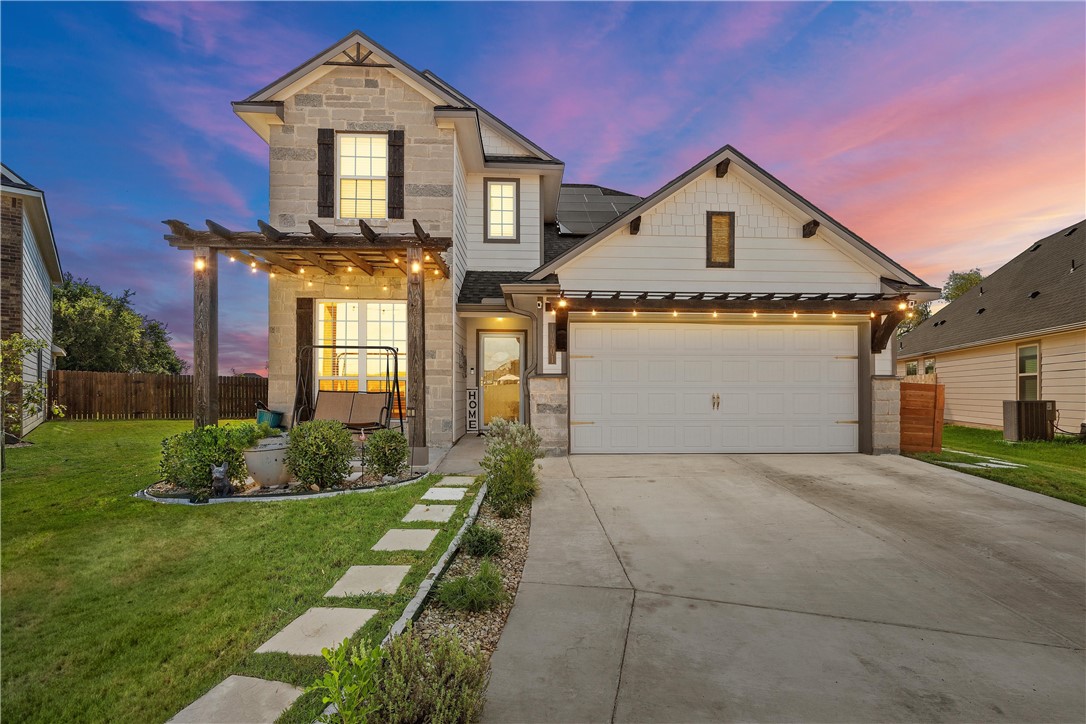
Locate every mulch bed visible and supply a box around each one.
[144,466,417,499]
[413,499,531,657]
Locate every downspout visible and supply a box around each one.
[503,292,542,426]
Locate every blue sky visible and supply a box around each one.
[3,2,1083,373]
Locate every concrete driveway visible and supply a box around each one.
[484,454,1085,723]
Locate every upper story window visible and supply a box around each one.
[485,179,519,242]
[924,358,936,375]
[1017,344,1039,400]
[706,211,735,268]
[905,361,918,376]
[338,134,387,219]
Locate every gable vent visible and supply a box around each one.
[976,308,986,315]
[1065,227,1078,237]
[1029,290,1041,299]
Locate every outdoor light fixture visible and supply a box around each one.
[433,269,440,276]
[897,301,907,310]
[591,310,597,316]
[347,266,353,272]
[228,256,236,263]
[632,310,638,317]
[752,311,758,318]
[832,311,837,318]
[424,254,431,261]
[299,267,304,274]
[792,311,798,318]
[870,311,876,318]
[194,256,206,272]
[672,310,678,317]
[411,261,421,273]
[557,298,568,308]
[712,311,718,318]
[270,272,276,278]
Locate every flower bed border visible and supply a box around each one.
[133,472,427,505]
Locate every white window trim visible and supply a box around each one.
[484,178,520,243]
[313,299,407,395]
[1016,342,1040,401]
[336,133,388,220]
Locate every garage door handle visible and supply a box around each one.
[712,393,719,410]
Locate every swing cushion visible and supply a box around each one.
[311,390,389,431]
[312,391,354,424]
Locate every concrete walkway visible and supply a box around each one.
[485,454,1085,723]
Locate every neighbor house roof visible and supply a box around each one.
[0,164,62,283]
[528,144,934,292]
[898,221,1086,358]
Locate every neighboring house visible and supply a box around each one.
[1,164,64,435]
[168,30,938,458]
[898,222,1086,430]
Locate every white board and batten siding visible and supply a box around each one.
[464,172,541,272]
[557,169,883,294]
[569,322,859,454]
[20,216,55,434]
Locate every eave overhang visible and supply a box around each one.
[1,182,62,283]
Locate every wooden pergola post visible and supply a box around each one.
[406,243,426,462]
[192,245,219,427]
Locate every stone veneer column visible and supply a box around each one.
[528,376,568,456]
[871,375,901,455]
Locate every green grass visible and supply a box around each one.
[0,421,479,724]
[909,425,1086,506]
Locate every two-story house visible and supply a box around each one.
[165,30,939,460]
[1,164,64,437]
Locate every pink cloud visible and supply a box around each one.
[142,137,254,222]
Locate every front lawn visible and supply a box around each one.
[0,421,478,723]
[909,425,1086,506]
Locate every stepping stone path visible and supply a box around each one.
[373,527,440,551]
[173,475,476,722]
[256,607,377,656]
[404,503,457,523]
[436,475,476,487]
[422,486,467,501]
[170,675,303,723]
[325,565,411,597]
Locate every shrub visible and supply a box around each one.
[484,417,542,459]
[308,638,384,724]
[460,524,503,558]
[287,419,356,489]
[366,428,410,479]
[372,626,488,724]
[435,559,507,612]
[158,423,264,496]
[481,445,538,518]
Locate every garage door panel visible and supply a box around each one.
[569,322,859,454]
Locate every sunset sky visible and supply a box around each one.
[3,2,1083,374]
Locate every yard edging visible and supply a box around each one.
[133,472,427,505]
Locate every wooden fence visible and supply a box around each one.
[48,371,267,421]
[900,382,945,453]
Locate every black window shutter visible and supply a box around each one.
[388,129,405,219]
[317,128,334,218]
[293,297,315,422]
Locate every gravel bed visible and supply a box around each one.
[413,499,531,658]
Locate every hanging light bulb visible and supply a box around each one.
[228,256,236,263]
[672,310,678,317]
[270,272,276,278]
[632,310,638,317]
[752,311,758,318]
[299,267,305,274]
[347,266,353,272]
[792,311,798,318]
[250,260,256,269]
[897,301,907,310]
[433,269,440,276]
[424,254,431,261]
[712,311,718,318]
[591,309,597,316]
[393,257,400,264]
[870,311,876,318]
[557,298,568,308]
[308,281,313,287]
[831,311,837,319]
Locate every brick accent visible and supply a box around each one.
[871,376,901,455]
[528,376,568,456]
[1,195,24,340]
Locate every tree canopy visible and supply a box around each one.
[943,268,984,301]
[52,274,188,374]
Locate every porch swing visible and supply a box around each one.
[293,344,406,435]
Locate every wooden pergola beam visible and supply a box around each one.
[337,250,376,276]
[561,298,903,315]
[871,310,907,353]
[428,251,450,279]
[384,251,406,274]
[243,249,300,274]
[234,252,277,276]
[166,234,451,252]
[295,250,337,275]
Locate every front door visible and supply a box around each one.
[479,332,525,426]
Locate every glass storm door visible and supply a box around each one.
[479,332,524,426]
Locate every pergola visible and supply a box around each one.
[164,217,451,454]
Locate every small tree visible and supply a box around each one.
[1,333,64,443]
[896,301,932,337]
[943,268,984,301]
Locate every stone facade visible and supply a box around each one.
[871,375,901,455]
[1,195,24,341]
[266,271,454,450]
[528,376,569,456]
[269,65,454,237]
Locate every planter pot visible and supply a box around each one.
[243,436,291,488]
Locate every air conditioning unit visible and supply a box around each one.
[1003,400,1056,441]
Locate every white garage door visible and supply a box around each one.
[569,322,859,453]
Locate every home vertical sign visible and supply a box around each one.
[467,388,479,432]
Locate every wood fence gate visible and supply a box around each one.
[49,371,267,421]
[900,382,945,453]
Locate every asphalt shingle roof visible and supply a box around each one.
[898,221,1086,357]
[458,270,529,304]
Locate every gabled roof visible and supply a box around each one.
[0,163,62,283]
[898,221,1086,357]
[527,144,930,289]
[235,30,558,163]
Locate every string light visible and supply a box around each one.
[433,269,440,276]
[672,310,678,317]
[712,311,718,318]
[347,266,353,272]
[897,301,907,310]
[906,311,914,318]
[632,310,638,317]
[393,257,400,264]
[591,310,597,316]
[270,272,275,278]
[344,285,350,291]
[308,281,313,287]
[557,298,568,308]
[299,267,305,274]
[382,285,388,291]
[424,254,431,261]
[870,311,876,318]
[831,311,837,318]
[251,265,257,274]
[752,311,758,318]
[228,256,236,263]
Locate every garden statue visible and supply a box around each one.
[211,463,232,497]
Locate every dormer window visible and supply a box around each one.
[485,179,519,242]
[338,133,388,219]
[706,211,735,268]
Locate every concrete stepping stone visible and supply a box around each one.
[170,675,303,723]
[372,528,439,551]
[437,475,476,487]
[945,462,985,470]
[422,486,467,501]
[404,503,456,523]
[255,607,377,656]
[325,565,411,597]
